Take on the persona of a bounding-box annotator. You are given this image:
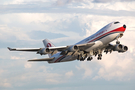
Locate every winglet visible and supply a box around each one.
[7,47,11,51]
[7,47,16,51]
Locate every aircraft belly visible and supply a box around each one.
[60,56,77,62]
[100,33,119,44]
[48,55,77,63]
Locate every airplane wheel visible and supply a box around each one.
[95,52,97,56]
[116,41,120,44]
[87,57,90,60]
[80,60,84,61]
[97,54,102,60]
[77,55,81,60]
[97,57,102,60]
[98,54,102,57]
[80,57,84,61]
[90,57,93,60]
[87,57,93,61]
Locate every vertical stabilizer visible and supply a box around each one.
[43,39,55,58]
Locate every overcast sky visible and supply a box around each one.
[0,0,135,90]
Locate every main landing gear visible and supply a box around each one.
[97,54,102,60]
[77,55,93,61]
[87,57,93,61]
[94,50,102,60]
[77,51,103,61]
[77,55,85,61]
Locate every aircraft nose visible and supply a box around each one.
[123,24,126,28]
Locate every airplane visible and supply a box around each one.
[8,21,128,63]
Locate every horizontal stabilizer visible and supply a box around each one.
[28,57,54,61]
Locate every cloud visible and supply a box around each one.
[76,52,135,81]
[54,0,72,6]
[93,0,135,3]
[0,0,135,16]
[76,61,95,78]
[0,0,52,5]
[65,71,74,78]
[24,63,32,68]
[94,53,135,81]
[54,0,135,6]
[28,30,67,40]
[0,24,30,41]
[0,13,84,48]
[0,82,12,88]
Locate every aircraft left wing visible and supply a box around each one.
[46,42,95,55]
[45,42,95,52]
[8,42,95,56]
[7,47,42,52]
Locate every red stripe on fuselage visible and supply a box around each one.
[88,26,125,43]
[54,55,65,63]
[54,27,125,63]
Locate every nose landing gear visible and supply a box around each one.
[116,41,120,44]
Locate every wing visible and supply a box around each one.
[75,42,95,51]
[8,42,95,56]
[7,47,42,52]
[28,57,54,61]
[47,46,68,51]
[47,42,95,51]
[47,42,95,55]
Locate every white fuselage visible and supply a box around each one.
[48,22,126,63]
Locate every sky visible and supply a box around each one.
[0,0,135,90]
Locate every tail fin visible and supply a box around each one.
[43,39,55,58]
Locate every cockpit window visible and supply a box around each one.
[114,21,120,24]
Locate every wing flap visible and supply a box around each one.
[47,42,95,52]
[47,46,68,51]
[76,42,95,47]
[28,57,54,61]
[76,42,95,50]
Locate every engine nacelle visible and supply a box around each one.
[119,45,128,52]
[38,48,50,55]
[114,44,128,53]
[68,45,79,52]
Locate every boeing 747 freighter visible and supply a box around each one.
[8,21,128,63]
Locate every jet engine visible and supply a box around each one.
[38,48,50,55]
[68,45,79,52]
[114,44,128,52]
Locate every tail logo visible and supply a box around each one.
[47,43,52,47]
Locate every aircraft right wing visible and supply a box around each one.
[75,42,95,51]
